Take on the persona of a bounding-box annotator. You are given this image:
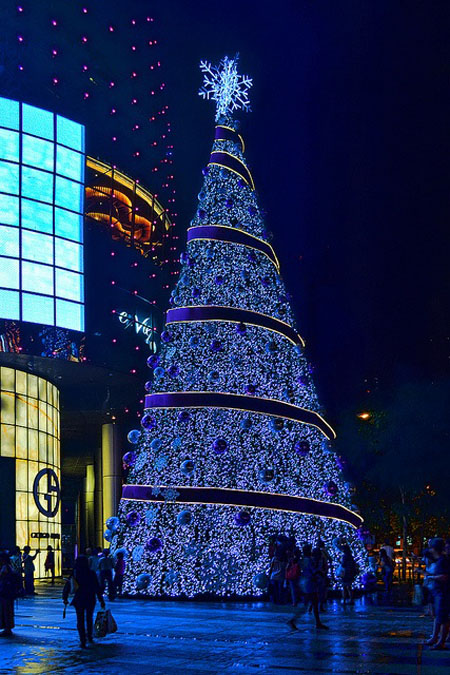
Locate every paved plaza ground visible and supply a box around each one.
[0,583,449,674]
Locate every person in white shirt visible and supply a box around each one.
[381,542,395,561]
[98,549,115,600]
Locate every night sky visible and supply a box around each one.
[157,0,449,421]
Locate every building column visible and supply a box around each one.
[101,424,122,540]
[94,444,103,548]
[84,464,95,549]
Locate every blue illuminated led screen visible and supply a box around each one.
[0,97,85,332]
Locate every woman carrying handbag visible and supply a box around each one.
[63,555,105,648]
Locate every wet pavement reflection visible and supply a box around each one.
[1,583,449,674]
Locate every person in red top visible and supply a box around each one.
[114,552,126,597]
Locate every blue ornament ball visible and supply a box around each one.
[180,459,195,476]
[136,573,151,591]
[225,198,233,208]
[208,370,220,383]
[160,330,172,343]
[297,375,308,387]
[235,510,251,526]
[197,208,207,220]
[123,451,136,468]
[178,410,190,423]
[103,529,114,542]
[192,287,201,298]
[253,572,268,589]
[141,414,156,431]
[212,438,228,455]
[241,417,252,430]
[258,468,275,483]
[127,429,141,444]
[295,440,310,457]
[271,418,284,432]
[144,380,152,393]
[126,511,141,527]
[177,510,192,526]
[150,438,162,451]
[189,336,199,348]
[214,274,224,285]
[115,547,129,560]
[260,276,271,287]
[168,364,179,377]
[324,480,338,497]
[235,322,247,336]
[106,516,119,532]
[245,383,256,396]
[146,354,160,369]
[266,341,277,354]
[210,339,223,353]
[202,166,209,176]
[154,366,165,379]
[146,537,163,553]
[248,205,257,216]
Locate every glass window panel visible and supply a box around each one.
[47,435,54,466]
[0,193,19,226]
[22,104,54,140]
[27,399,38,430]
[56,115,84,151]
[21,166,53,203]
[0,289,20,320]
[28,460,38,491]
[28,373,38,398]
[22,135,54,172]
[0,129,19,161]
[1,391,15,423]
[55,238,83,272]
[0,98,19,130]
[22,261,54,295]
[47,383,54,407]
[0,367,15,391]
[28,493,39,521]
[38,377,46,400]
[16,426,27,458]
[0,225,19,256]
[55,176,83,211]
[16,520,28,548]
[56,145,84,181]
[22,293,54,326]
[0,257,19,289]
[28,428,38,459]
[22,230,53,265]
[16,458,28,490]
[38,401,47,433]
[56,298,84,332]
[16,370,27,395]
[16,395,27,426]
[55,268,82,302]
[0,161,19,195]
[0,423,14,456]
[21,198,53,234]
[16,491,28,521]
[54,208,82,241]
[39,431,47,461]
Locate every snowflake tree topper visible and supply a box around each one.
[199,54,252,121]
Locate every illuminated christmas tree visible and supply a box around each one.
[112,55,367,596]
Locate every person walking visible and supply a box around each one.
[423,538,450,650]
[63,555,105,648]
[44,545,55,585]
[285,549,301,606]
[22,546,39,596]
[0,553,17,636]
[99,549,115,600]
[268,552,286,605]
[317,540,331,611]
[379,548,394,594]
[288,543,328,631]
[114,551,126,597]
[9,546,23,597]
[339,544,357,605]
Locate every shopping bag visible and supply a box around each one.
[94,610,108,638]
[106,609,118,634]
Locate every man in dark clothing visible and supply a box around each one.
[424,538,450,650]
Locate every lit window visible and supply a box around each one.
[56,299,84,331]
[55,238,83,272]
[22,261,54,295]
[55,176,83,211]
[22,104,54,140]
[0,289,20,319]
[22,166,53,203]
[0,256,19,289]
[0,193,19,226]
[0,225,19,256]
[56,146,83,181]
[22,135,54,172]
[21,199,53,234]
[22,293,54,325]
[55,268,83,302]
[22,230,53,265]
[0,129,20,161]
[0,98,20,130]
[54,208,82,242]
[0,160,20,195]
[56,115,84,152]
